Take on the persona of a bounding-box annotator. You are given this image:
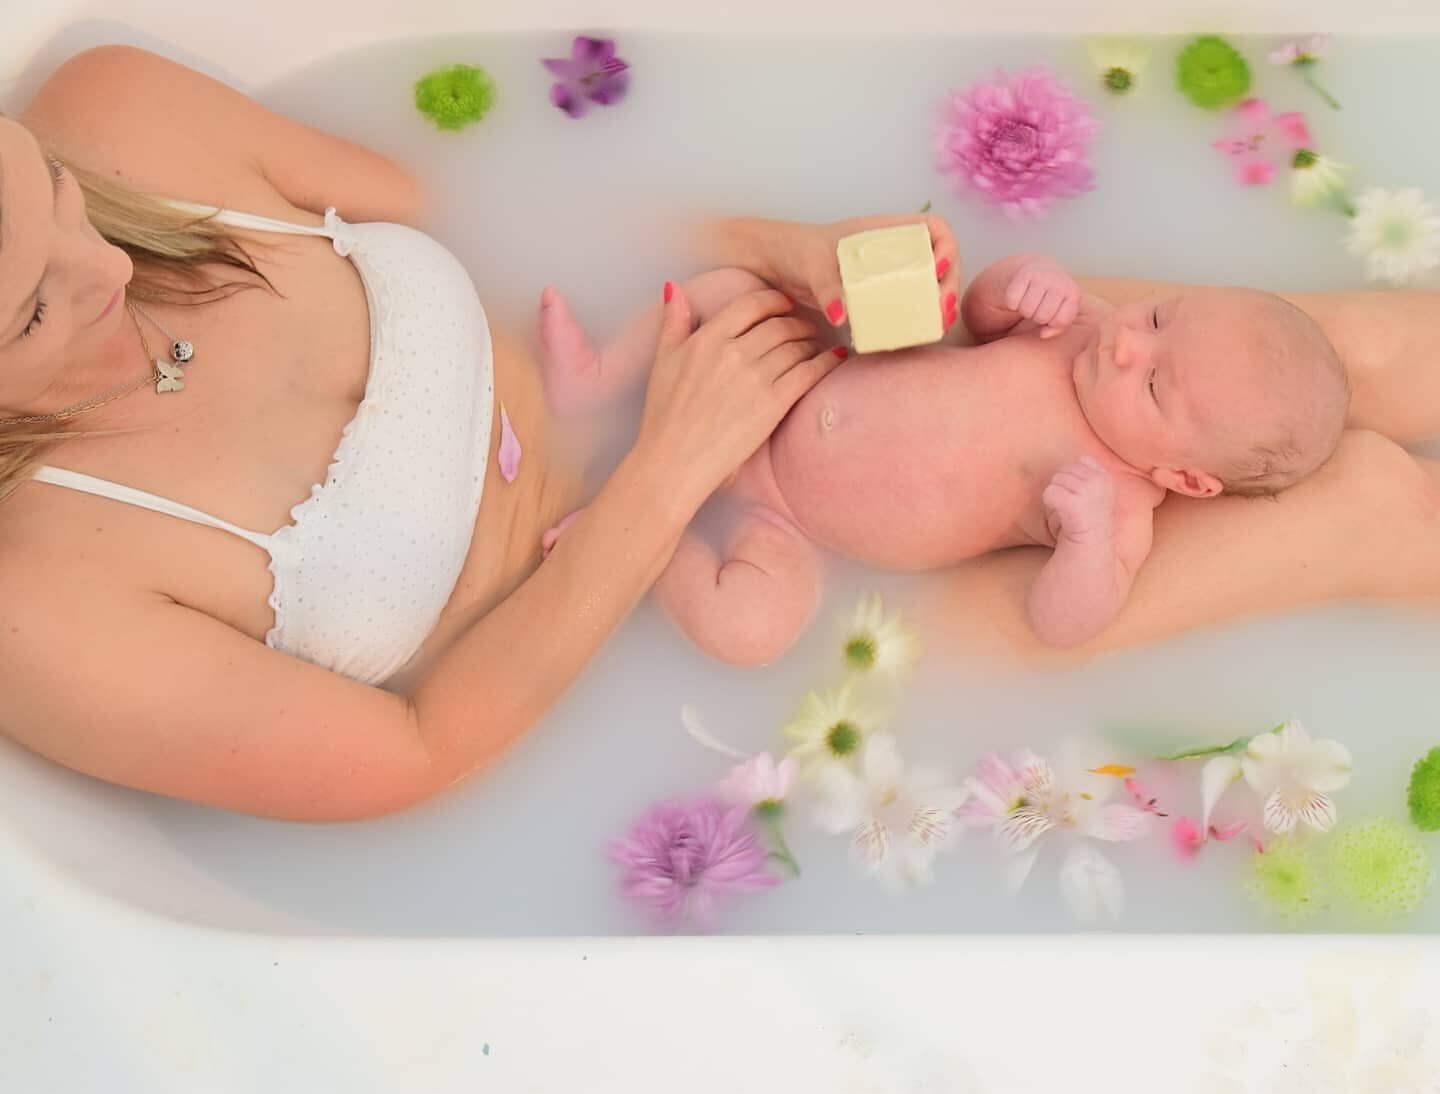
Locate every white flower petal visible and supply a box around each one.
[806,763,868,833]
[1004,845,1041,893]
[852,819,891,873]
[1059,844,1124,923]
[1000,806,1056,853]
[1262,787,1300,834]
[1292,791,1338,832]
[681,705,748,759]
[860,731,906,791]
[1297,738,1353,793]
[1202,755,1244,829]
[1086,803,1149,843]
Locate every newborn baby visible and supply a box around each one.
[538,252,1350,662]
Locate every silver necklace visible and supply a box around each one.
[130,302,197,394]
[0,299,198,427]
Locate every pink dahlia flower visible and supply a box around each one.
[936,67,1101,218]
[608,797,779,929]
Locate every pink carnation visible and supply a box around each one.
[936,67,1101,218]
[608,797,779,929]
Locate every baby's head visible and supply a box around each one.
[1072,287,1349,498]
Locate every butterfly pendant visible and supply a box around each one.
[155,358,186,394]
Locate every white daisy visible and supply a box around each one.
[1344,187,1440,286]
[1083,38,1151,95]
[1289,150,1349,207]
[781,681,887,770]
[839,593,921,680]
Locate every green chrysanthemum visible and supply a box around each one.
[1407,747,1440,831]
[414,63,496,131]
[1246,836,1324,926]
[1175,36,1252,110]
[1327,818,1433,921]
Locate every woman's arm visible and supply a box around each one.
[22,45,426,226]
[0,287,842,820]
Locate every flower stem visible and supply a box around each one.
[763,817,802,878]
[1303,73,1341,111]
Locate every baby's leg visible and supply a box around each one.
[538,268,772,417]
[655,443,821,667]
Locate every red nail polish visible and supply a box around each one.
[936,256,951,280]
[834,346,849,360]
[664,281,675,303]
[825,299,846,325]
[943,291,957,311]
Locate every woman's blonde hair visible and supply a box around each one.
[0,149,276,503]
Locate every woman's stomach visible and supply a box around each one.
[383,326,586,692]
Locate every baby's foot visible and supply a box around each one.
[538,286,603,417]
[541,509,584,559]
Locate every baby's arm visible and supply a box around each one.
[960,254,1091,343]
[1027,459,1157,649]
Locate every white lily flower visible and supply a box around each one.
[1344,187,1440,286]
[839,592,921,680]
[960,741,1149,921]
[807,732,968,889]
[1201,720,1352,835]
[781,681,887,771]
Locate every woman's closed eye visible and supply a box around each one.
[19,158,68,341]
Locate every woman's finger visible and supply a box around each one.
[772,346,848,406]
[735,316,819,360]
[758,337,825,378]
[706,288,795,341]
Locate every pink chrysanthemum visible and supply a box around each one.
[936,67,1101,218]
[608,797,779,929]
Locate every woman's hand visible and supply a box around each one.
[632,282,846,512]
[740,214,962,330]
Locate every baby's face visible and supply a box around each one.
[1071,289,1279,493]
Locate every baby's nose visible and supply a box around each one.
[1113,326,1151,370]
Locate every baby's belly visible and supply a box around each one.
[769,359,1032,570]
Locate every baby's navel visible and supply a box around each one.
[819,405,838,432]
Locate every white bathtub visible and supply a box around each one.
[5,1,1440,1090]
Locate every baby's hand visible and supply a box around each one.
[1004,257,1081,339]
[1043,458,1116,547]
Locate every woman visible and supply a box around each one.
[0,47,1434,821]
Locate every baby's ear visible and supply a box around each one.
[1151,467,1223,498]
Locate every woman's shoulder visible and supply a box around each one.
[20,46,286,216]
[22,45,426,227]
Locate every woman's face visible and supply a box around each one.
[0,118,135,410]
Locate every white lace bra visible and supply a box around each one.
[31,205,495,686]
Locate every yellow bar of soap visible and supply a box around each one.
[836,224,944,354]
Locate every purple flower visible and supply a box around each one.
[608,797,779,929]
[542,35,630,118]
[936,67,1101,219]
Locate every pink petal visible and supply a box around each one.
[498,403,522,482]
[1238,159,1277,186]
[1234,97,1271,130]
[1273,111,1313,149]
[1172,816,1206,862]
[1209,820,1248,842]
